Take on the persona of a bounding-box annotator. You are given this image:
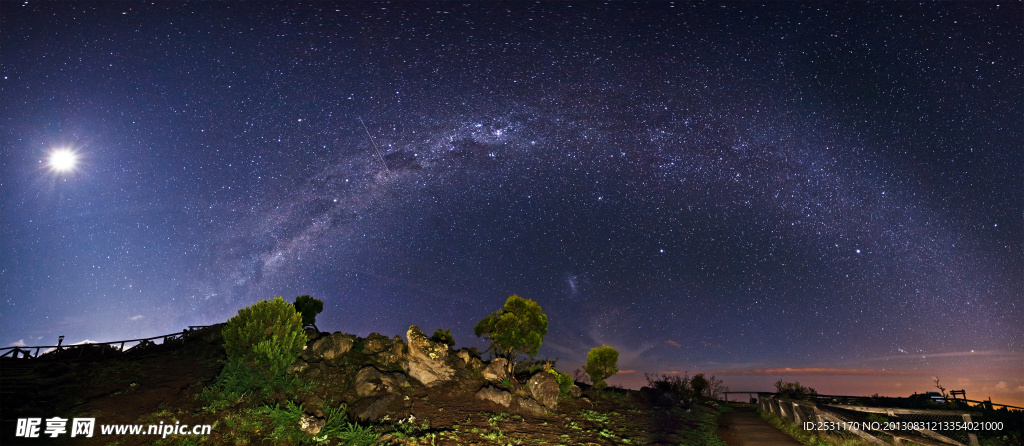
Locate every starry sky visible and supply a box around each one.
[2,2,1021,405]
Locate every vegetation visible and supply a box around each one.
[474,295,548,375]
[775,379,817,400]
[645,372,729,403]
[583,345,619,391]
[293,295,324,331]
[430,328,455,347]
[222,296,307,377]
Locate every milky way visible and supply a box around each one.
[2,2,1021,402]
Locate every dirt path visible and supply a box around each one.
[717,405,803,446]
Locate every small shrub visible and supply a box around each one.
[430,328,455,347]
[583,345,619,391]
[222,296,307,377]
[293,295,324,330]
[548,369,574,400]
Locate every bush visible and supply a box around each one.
[430,328,455,347]
[774,380,817,400]
[548,368,575,400]
[583,345,619,391]
[474,295,548,375]
[293,295,323,330]
[223,296,307,377]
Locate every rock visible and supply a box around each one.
[354,366,410,398]
[403,325,454,386]
[288,358,308,374]
[456,349,486,371]
[362,333,391,354]
[569,384,582,398]
[303,327,321,341]
[355,394,398,422]
[517,397,550,416]
[527,372,560,410]
[309,333,355,361]
[476,386,512,407]
[299,413,325,435]
[481,358,509,381]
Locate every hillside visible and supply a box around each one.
[1,324,728,445]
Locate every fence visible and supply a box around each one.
[0,325,214,360]
[760,395,982,446]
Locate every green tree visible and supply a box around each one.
[430,328,455,347]
[474,295,548,376]
[583,345,619,391]
[223,296,308,377]
[293,295,324,331]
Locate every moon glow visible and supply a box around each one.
[48,149,78,173]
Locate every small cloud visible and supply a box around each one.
[1016,386,1024,394]
[665,340,681,348]
[994,382,1008,391]
[618,369,640,375]
[956,377,971,386]
[10,339,26,347]
[128,315,144,321]
[894,382,903,388]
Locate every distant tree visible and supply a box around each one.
[293,295,323,331]
[690,373,710,398]
[430,328,455,347]
[583,345,619,391]
[774,379,817,400]
[474,295,548,376]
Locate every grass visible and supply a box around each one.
[675,405,728,446]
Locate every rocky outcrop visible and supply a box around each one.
[455,349,485,371]
[354,366,410,398]
[527,372,560,410]
[481,358,509,381]
[363,333,406,366]
[475,386,512,407]
[306,333,355,363]
[403,325,454,386]
[355,394,399,422]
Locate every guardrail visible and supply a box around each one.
[0,325,215,360]
[760,396,981,446]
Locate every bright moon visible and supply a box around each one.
[48,149,78,173]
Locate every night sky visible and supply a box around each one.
[2,2,1021,404]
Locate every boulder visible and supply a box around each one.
[475,386,512,407]
[527,372,560,410]
[403,325,454,386]
[569,384,582,398]
[363,334,405,366]
[481,358,509,381]
[299,414,325,435]
[516,397,550,416]
[303,327,321,342]
[354,366,410,398]
[355,394,398,422]
[308,333,355,362]
[456,349,486,371]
